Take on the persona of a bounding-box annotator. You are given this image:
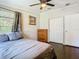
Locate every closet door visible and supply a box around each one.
[49,17,64,43]
[65,14,79,47]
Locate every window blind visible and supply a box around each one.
[0,8,15,33]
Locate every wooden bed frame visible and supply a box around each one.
[35,45,57,59]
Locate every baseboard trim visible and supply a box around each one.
[48,41,79,48]
[64,45,79,48]
[48,41,63,45]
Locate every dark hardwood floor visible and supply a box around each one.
[49,42,79,59]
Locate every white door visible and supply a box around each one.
[49,17,64,43]
[65,14,79,47]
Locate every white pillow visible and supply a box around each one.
[7,32,16,40]
[0,34,9,42]
[7,32,23,41]
[15,32,23,39]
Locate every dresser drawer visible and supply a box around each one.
[38,29,48,42]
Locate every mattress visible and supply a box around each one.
[0,39,56,59]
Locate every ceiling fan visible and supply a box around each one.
[30,0,55,10]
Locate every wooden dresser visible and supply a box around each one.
[38,29,48,42]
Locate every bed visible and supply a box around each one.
[0,39,56,59]
[0,32,56,59]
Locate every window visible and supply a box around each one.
[0,8,15,33]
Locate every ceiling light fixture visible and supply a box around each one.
[40,3,47,10]
[41,3,47,8]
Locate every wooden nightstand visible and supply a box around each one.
[38,29,48,42]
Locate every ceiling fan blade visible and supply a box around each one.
[47,3,55,6]
[30,3,40,6]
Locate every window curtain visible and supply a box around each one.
[12,12,22,32]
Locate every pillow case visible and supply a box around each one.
[7,32,23,41]
[0,34,9,43]
[7,32,16,41]
[15,32,23,39]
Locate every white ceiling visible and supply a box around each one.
[50,0,79,8]
[0,0,79,14]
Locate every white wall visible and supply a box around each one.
[22,12,39,40]
[0,4,39,40]
[39,12,49,29]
